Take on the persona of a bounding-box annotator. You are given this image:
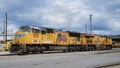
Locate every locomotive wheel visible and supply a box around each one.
[68,48,72,52]
[40,51,43,53]
[18,52,26,55]
[63,49,68,52]
[90,46,95,51]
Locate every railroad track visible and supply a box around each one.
[95,63,120,68]
[0,48,120,56]
[0,52,16,56]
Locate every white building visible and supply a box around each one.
[0,35,14,47]
[0,35,14,41]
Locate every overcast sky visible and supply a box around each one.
[0,0,120,35]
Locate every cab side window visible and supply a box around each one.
[41,30,46,34]
[32,29,40,33]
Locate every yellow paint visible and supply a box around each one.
[11,31,113,47]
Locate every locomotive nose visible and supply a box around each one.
[14,31,26,38]
[15,34,25,38]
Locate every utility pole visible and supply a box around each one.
[85,24,87,33]
[5,13,7,44]
[68,26,70,31]
[4,21,6,43]
[68,23,70,31]
[90,14,92,34]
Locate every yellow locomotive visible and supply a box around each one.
[10,26,112,54]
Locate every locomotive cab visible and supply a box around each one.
[10,26,57,54]
[10,26,45,54]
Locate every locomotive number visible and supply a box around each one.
[32,39,39,43]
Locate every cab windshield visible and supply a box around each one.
[19,26,31,32]
[32,29,40,33]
